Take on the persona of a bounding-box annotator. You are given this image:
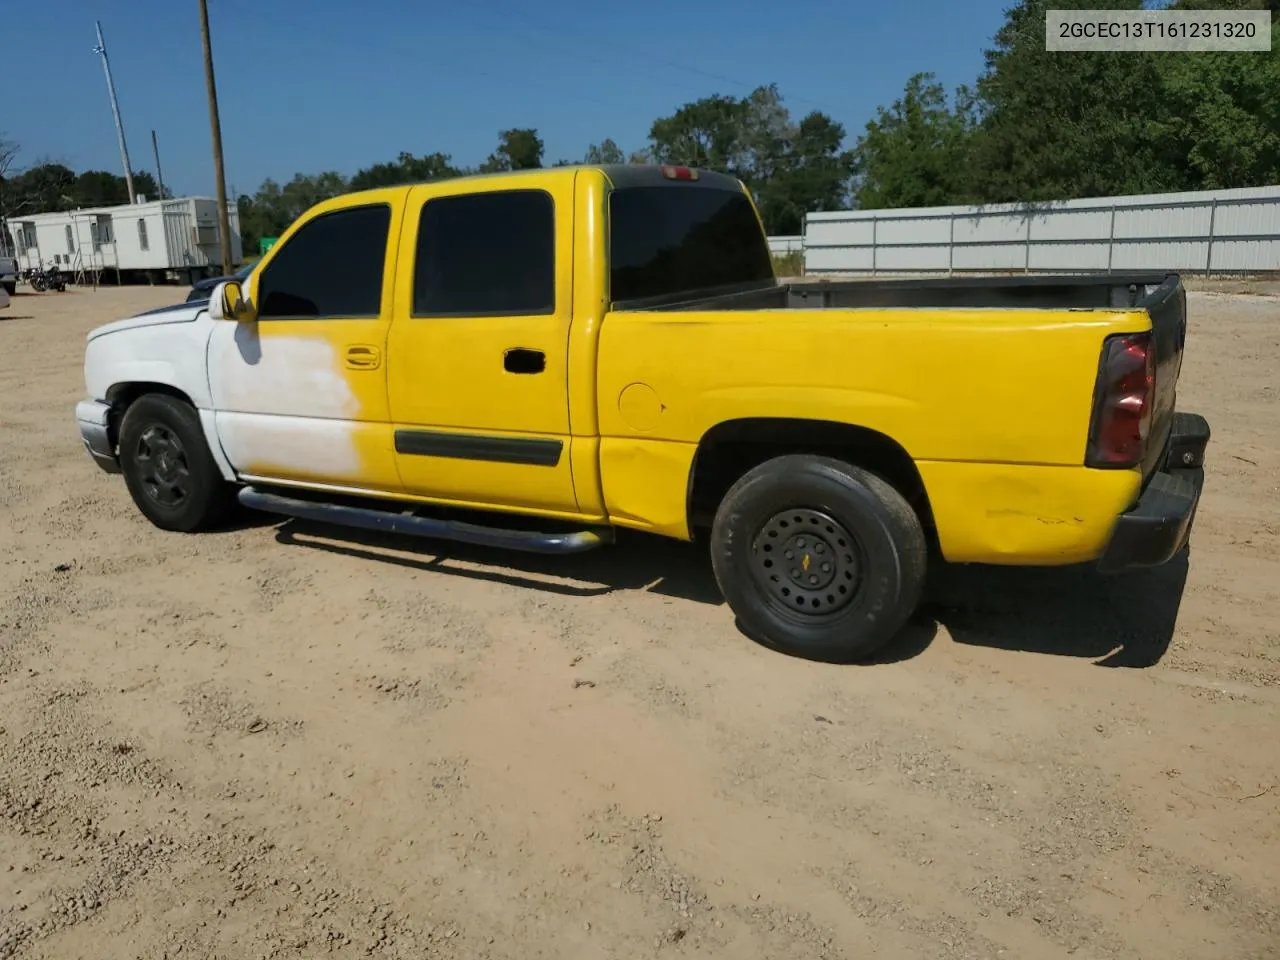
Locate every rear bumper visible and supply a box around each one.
[1097,411,1209,573]
[76,399,121,474]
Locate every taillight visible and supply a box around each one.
[660,165,699,181]
[1086,333,1155,468]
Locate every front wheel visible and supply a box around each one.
[118,394,233,532]
[710,455,927,663]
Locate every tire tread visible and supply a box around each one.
[118,393,232,533]
[710,454,927,662]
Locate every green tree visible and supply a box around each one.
[237,171,348,251]
[480,128,544,172]
[583,138,626,164]
[968,0,1181,202]
[758,112,856,232]
[72,170,163,206]
[348,151,462,191]
[849,73,974,210]
[6,162,77,214]
[647,85,855,233]
[1158,2,1280,188]
[648,93,747,173]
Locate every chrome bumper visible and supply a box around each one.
[75,399,121,474]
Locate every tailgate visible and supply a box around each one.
[1135,276,1187,480]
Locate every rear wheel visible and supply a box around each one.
[710,454,927,662]
[118,394,233,532]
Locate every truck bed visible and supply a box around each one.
[637,273,1181,313]
[631,272,1189,489]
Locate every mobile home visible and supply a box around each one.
[6,196,243,284]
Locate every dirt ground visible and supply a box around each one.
[1,285,1277,960]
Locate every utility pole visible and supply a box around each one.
[92,20,136,205]
[198,0,233,274]
[151,130,166,201]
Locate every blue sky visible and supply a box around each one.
[7,0,1010,199]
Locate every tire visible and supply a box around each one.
[2,282,14,296]
[710,454,927,663]
[118,393,233,532]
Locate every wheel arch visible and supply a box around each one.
[107,380,198,411]
[107,382,236,483]
[686,417,934,534]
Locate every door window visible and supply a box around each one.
[257,204,391,319]
[412,190,554,317]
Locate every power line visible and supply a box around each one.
[472,1,844,114]
[213,0,652,116]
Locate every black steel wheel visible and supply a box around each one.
[711,455,927,662]
[133,423,193,509]
[118,393,233,532]
[750,508,866,618]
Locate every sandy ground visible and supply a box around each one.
[1,285,1277,960]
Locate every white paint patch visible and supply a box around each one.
[198,407,237,482]
[215,412,363,480]
[84,311,216,409]
[209,332,359,420]
[206,328,367,480]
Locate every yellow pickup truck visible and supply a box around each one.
[76,164,1209,661]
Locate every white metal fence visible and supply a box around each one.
[803,184,1280,276]
[767,234,803,256]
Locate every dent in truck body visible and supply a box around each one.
[599,437,698,538]
[917,460,1143,564]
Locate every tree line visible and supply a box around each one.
[231,89,853,252]
[855,0,1280,210]
[3,0,1277,256]
[0,151,168,215]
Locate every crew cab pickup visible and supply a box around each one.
[75,164,1210,662]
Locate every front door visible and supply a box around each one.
[208,195,404,494]
[386,176,580,516]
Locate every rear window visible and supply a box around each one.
[609,186,773,303]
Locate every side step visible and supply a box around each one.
[237,486,613,555]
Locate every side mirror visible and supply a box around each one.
[210,279,257,323]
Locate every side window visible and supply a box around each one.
[413,190,554,317]
[138,219,149,251]
[258,204,391,319]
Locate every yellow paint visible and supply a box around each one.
[617,382,664,432]
[596,308,1150,463]
[232,166,1162,568]
[599,437,697,539]
[568,436,607,519]
[917,460,1141,564]
[386,172,580,514]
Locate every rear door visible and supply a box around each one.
[208,193,405,493]
[385,175,579,516]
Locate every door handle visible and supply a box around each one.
[345,344,381,370]
[504,348,546,375]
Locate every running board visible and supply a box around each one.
[237,486,613,555]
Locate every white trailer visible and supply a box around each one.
[6,196,243,285]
